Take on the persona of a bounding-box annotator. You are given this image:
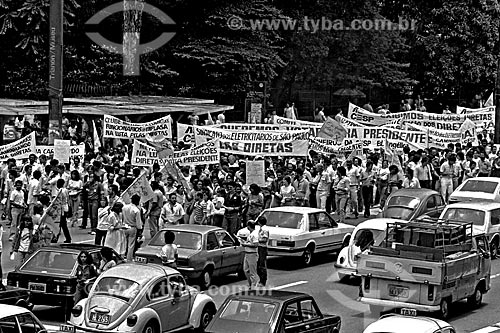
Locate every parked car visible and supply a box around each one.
[6,244,123,311]
[135,225,245,288]
[0,304,48,333]
[379,188,445,220]
[0,286,32,309]
[69,263,217,333]
[335,218,407,281]
[449,177,500,203]
[363,314,455,333]
[257,207,354,266]
[439,202,500,258]
[205,290,341,333]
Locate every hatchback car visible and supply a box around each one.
[439,202,500,258]
[135,225,245,288]
[363,314,455,333]
[6,244,122,311]
[257,207,354,266]
[206,290,340,333]
[449,177,500,203]
[69,263,216,333]
[0,304,47,333]
[379,189,445,220]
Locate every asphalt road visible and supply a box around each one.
[5,209,500,332]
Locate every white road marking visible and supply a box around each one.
[491,273,500,279]
[470,327,500,333]
[271,281,308,290]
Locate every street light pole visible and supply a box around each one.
[48,0,63,144]
[496,57,500,143]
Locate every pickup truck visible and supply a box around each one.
[357,221,491,320]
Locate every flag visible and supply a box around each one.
[318,117,347,141]
[485,92,494,107]
[384,138,401,169]
[207,111,214,125]
[160,161,191,190]
[92,120,101,153]
[121,172,155,204]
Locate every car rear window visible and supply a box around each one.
[149,230,202,250]
[387,196,420,208]
[461,180,498,194]
[219,299,276,324]
[260,211,303,229]
[21,250,78,275]
[441,208,485,226]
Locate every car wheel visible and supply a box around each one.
[491,241,498,259]
[302,247,314,266]
[199,268,213,290]
[196,304,216,332]
[467,287,483,309]
[142,321,158,333]
[439,299,450,320]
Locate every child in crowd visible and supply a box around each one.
[158,230,178,269]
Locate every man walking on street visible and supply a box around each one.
[147,181,164,238]
[122,194,142,261]
[223,182,241,236]
[160,192,185,227]
[237,221,259,289]
[257,216,269,286]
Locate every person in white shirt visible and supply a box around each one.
[403,168,420,189]
[237,221,259,289]
[0,223,5,291]
[376,160,389,207]
[122,194,143,261]
[27,170,41,216]
[345,160,361,219]
[159,192,185,228]
[158,230,178,269]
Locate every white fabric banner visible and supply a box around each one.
[0,132,35,160]
[456,105,495,114]
[103,115,172,139]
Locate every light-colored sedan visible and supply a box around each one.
[449,177,500,203]
[258,207,354,266]
[69,263,216,333]
[363,314,455,333]
[0,304,47,333]
[335,218,406,281]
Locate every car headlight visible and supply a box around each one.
[339,256,345,265]
[127,314,138,327]
[71,305,83,317]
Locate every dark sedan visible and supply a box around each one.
[135,225,245,289]
[6,244,122,311]
[379,188,445,220]
[0,286,32,309]
[206,290,341,333]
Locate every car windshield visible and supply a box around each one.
[92,277,141,302]
[461,180,498,194]
[21,250,77,275]
[383,207,413,220]
[441,208,485,226]
[149,230,202,250]
[260,211,303,229]
[219,299,276,324]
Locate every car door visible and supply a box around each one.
[148,277,173,331]
[420,195,437,218]
[167,274,191,329]
[283,299,329,333]
[216,230,243,275]
[310,213,340,253]
[488,208,500,242]
[206,232,224,276]
[0,316,20,333]
[15,312,45,333]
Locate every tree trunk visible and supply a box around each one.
[123,0,144,76]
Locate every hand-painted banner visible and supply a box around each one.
[407,124,459,149]
[456,106,495,114]
[348,103,495,130]
[193,125,309,145]
[177,123,195,146]
[121,172,155,204]
[273,116,323,128]
[131,139,220,167]
[308,138,363,155]
[219,139,309,157]
[318,117,347,141]
[0,132,35,160]
[345,126,427,150]
[103,115,172,139]
[35,144,85,161]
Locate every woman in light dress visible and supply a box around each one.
[104,202,126,257]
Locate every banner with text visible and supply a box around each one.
[456,105,495,114]
[103,115,172,139]
[36,144,85,161]
[0,132,35,160]
[219,139,309,157]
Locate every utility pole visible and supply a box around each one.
[48,0,63,144]
[496,57,500,143]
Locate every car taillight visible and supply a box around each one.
[71,305,83,317]
[55,285,61,293]
[127,314,138,327]
[364,276,371,291]
[277,240,295,247]
[427,285,434,301]
[64,286,73,293]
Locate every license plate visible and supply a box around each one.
[28,282,46,293]
[89,312,111,325]
[60,324,75,333]
[135,257,147,263]
[389,285,409,298]
[401,308,417,316]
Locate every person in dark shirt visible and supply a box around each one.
[222,181,241,236]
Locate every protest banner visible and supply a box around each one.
[121,172,155,204]
[459,119,477,145]
[348,102,495,131]
[160,161,191,190]
[246,160,265,186]
[318,117,347,141]
[308,138,363,155]
[0,132,35,161]
[193,125,309,145]
[103,114,172,139]
[273,116,323,128]
[344,126,427,151]
[456,105,495,114]
[92,120,102,152]
[36,144,85,161]
[132,139,220,167]
[177,123,195,146]
[53,139,71,163]
[336,115,365,127]
[219,139,309,157]
[407,124,459,149]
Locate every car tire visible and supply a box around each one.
[438,299,450,320]
[199,268,213,290]
[467,287,483,309]
[142,321,158,333]
[491,241,498,259]
[302,247,314,266]
[196,304,216,332]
